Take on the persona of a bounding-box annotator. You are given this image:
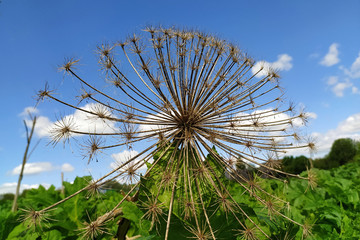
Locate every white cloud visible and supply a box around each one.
[313,113,360,154]
[251,54,293,78]
[10,162,75,175]
[327,76,338,85]
[138,113,167,133]
[22,103,116,138]
[61,163,75,172]
[307,112,318,120]
[25,116,53,138]
[352,86,360,95]
[288,112,360,157]
[231,108,316,153]
[0,182,50,195]
[326,76,354,97]
[11,162,54,175]
[20,106,39,117]
[325,51,360,97]
[65,103,116,134]
[272,54,293,71]
[110,150,147,183]
[18,107,52,138]
[234,108,316,130]
[309,53,320,59]
[111,150,142,169]
[320,43,340,67]
[344,52,360,79]
[331,81,353,97]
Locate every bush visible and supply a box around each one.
[282,155,311,174]
[313,156,329,169]
[328,138,357,167]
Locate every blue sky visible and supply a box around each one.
[0,0,359,194]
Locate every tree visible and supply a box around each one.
[328,138,356,167]
[282,155,310,174]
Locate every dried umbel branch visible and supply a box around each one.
[36,27,315,239]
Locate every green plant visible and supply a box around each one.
[3,160,360,240]
[282,155,311,174]
[33,27,314,239]
[328,138,357,167]
[1,176,153,240]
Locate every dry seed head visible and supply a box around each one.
[115,40,128,49]
[265,157,281,170]
[187,224,212,240]
[182,199,196,220]
[99,57,113,72]
[50,116,76,145]
[20,208,51,230]
[143,26,156,34]
[214,191,234,219]
[262,198,279,220]
[141,194,164,230]
[160,171,175,189]
[81,136,104,163]
[77,89,93,104]
[79,219,109,240]
[108,73,123,88]
[90,103,112,120]
[236,225,259,240]
[306,169,318,191]
[38,26,314,240]
[305,136,317,154]
[58,57,80,73]
[121,162,140,184]
[85,180,103,199]
[302,222,314,240]
[36,83,54,103]
[292,132,301,142]
[96,43,114,59]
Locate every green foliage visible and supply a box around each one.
[286,163,360,239]
[0,177,154,240]
[328,138,357,167]
[2,160,360,239]
[313,139,358,170]
[282,155,311,174]
[0,193,14,204]
[313,156,329,169]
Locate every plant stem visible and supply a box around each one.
[12,116,37,212]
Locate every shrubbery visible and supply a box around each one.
[282,155,311,174]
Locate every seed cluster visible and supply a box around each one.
[35,27,315,239]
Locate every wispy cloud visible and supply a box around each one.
[326,76,353,97]
[251,54,293,77]
[10,162,74,175]
[324,50,360,97]
[320,43,340,67]
[343,52,360,79]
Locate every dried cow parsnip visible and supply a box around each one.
[35,27,315,239]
